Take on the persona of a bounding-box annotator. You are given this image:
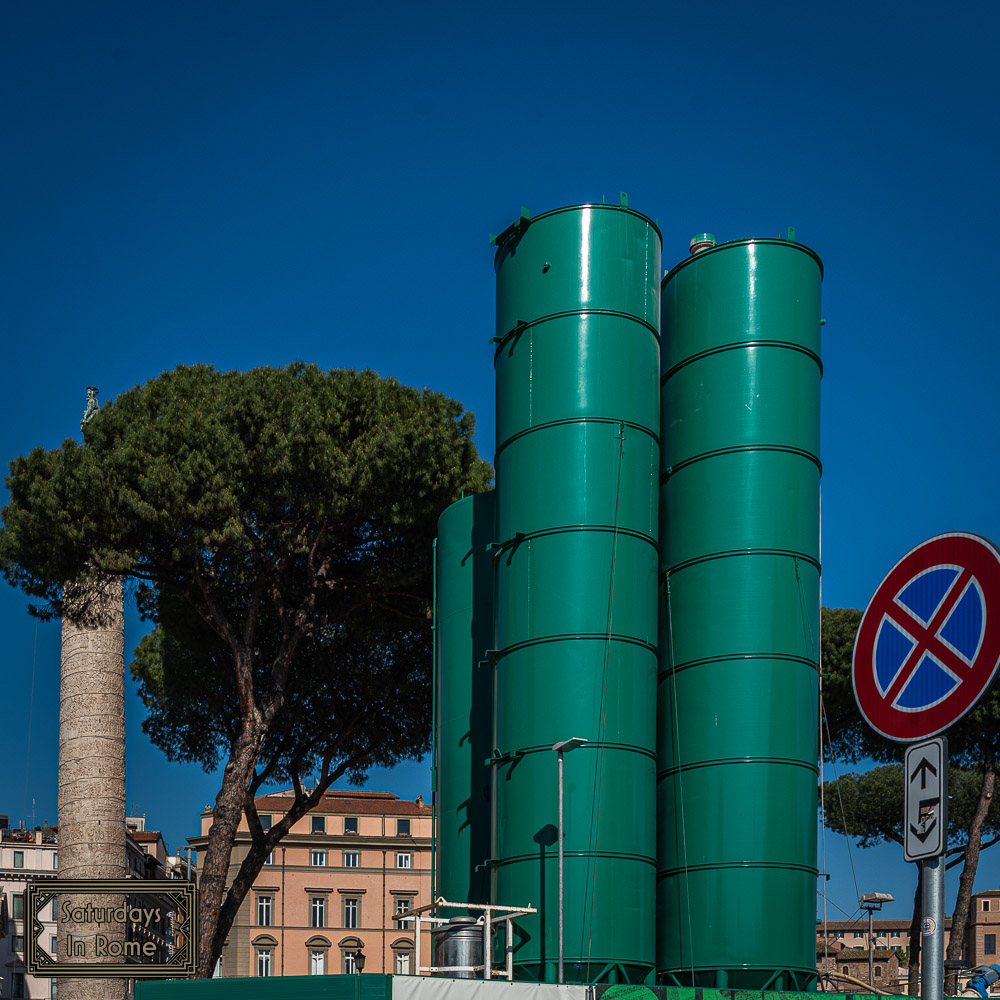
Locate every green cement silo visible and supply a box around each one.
[657,236,823,990]
[435,492,495,909]
[491,203,660,984]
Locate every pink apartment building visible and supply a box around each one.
[189,789,432,978]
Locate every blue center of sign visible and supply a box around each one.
[872,564,986,711]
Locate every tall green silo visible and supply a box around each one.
[491,202,660,984]
[435,491,495,909]
[657,236,823,990]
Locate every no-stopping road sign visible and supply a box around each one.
[853,532,1000,742]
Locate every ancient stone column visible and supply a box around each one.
[57,578,127,1000]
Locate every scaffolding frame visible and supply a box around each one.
[401,897,537,980]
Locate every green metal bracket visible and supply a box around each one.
[490,318,529,346]
[490,207,532,249]
[620,191,628,207]
[787,225,796,243]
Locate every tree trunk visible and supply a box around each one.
[909,865,923,996]
[195,727,266,978]
[57,579,127,1000]
[945,752,997,994]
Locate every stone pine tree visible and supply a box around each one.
[0,363,492,977]
[57,577,127,1000]
[821,606,1000,993]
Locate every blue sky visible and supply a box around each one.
[2,0,999,933]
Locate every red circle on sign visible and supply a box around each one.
[853,532,1000,741]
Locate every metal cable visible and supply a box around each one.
[584,427,625,979]
[666,573,697,984]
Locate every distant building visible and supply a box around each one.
[817,891,1000,994]
[187,789,431,977]
[0,825,60,1000]
[817,945,901,991]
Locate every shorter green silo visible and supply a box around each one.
[435,492,495,909]
[657,236,823,990]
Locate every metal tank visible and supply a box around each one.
[656,234,823,990]
[435,492,495,909]
[432,916,485,978]
[491,201,661,984]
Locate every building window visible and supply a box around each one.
[395,950,412,974]
[843,967,850,977]
[12,933,25,952]
[12,972,25,999]
[51,978,59,1000]
[311,850,327,867]
[854,931,864,939]
[256,947,272,977]
[396,853,412,868]
[343,851,360,868]
[311,949,326,975]
[891,931,900,939]
[395,898,412,928]
[259,815,272,832]
[13,850,24,868]
[344,817,358,835]
[835,931,844,939]
[52,934,58,955]
[53,851,58,869]
[264,852,273,865]
[397,819,411,836]
[312,815,326,834]
[986,934,997,956]
[311,897,327,928]
[875,966,882,978]
[257,895,273,926]
[986,899,992,912]
[12,893,24,918]
[51,895,58,920]
[344,897,359,929]
[343,950,359,974]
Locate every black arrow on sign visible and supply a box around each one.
[911,756,937,789]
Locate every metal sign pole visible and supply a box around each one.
[922,853,945,1000]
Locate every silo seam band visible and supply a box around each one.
[662,444,821,480]
[661,339,822,381]
[493,524,657,553]
[658,757,819,779]
[657,862,817,877]
[661,548,821,576]
[489,850,657,868]
[493,309,659,351]
[659,652,817,678]
[490,742,656,762]
[494,633,657,660]
[495,416,659,456]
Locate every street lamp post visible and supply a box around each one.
[552,737,588,985]
[860,892,894,991]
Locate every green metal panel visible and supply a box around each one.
[435,492,495,909]
[135,974,391,1000]
[657,239,822,991]
[492,204,661,984]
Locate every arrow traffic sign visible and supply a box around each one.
[905,737,947,861]
[853,532,1000,742]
